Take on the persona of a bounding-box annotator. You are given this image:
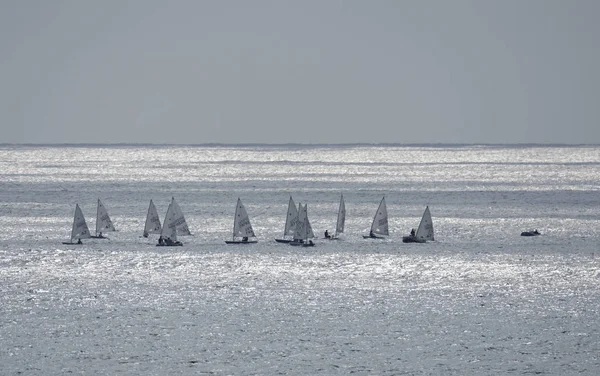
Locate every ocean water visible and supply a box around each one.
[1,144,599,375]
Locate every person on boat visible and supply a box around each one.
[158,236,164,245]
[242,236,248,242]
[534,229,540,235]
[309,240,314,245]
[369,230,375,238]
[410,228,416,237]
[324,230,330,239]
[98,232,103,238]
[166,237,173,246]
[77,238,82,244]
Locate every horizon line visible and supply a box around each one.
[0,142,598,148]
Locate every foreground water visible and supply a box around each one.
[1,144,599,375]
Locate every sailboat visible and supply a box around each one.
[290,204,315,247]
[168,197,192,236]
[275,196,299,243]
[143,199,162,238]
[62,204,91,245]
[225,198,258,244]
[363,197,389,239]
[403,206,434,243]
[326,194,345,240]
[91,199,116,238]
[156,201,183,246]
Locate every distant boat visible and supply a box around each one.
[91,199,116,239]
[363,197,388,239]
[521,230,541,236]
[403,206,434,243]
[143,199,162,238]
[326,194,345,240]
[225,198,258,244]
[290,204,315,247]
[275,196,298,243]
[156,200,183,247]
[62,204,91,245]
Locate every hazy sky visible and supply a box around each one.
[1,0,599,144]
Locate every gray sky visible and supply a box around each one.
[1,0,599,144]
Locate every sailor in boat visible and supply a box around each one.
[98,231,103,238]
[410,228,416,237]
[157,236,164,246]
[77,238,82,244]
[308,240,314,246]
[369,230,375,238]
[242,236,248,242]
[324,230,331,239]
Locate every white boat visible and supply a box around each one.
[156,201,182,247]
[225,198,258,244]
[403,206,434,243]
[290,204,315,247]
[363,197,389,239]
[275,196,298,243]
[326,194,345,240]
[62,204,91,245]
[169,197,192,236]
[143,199,162,238]
[91,199,116,238]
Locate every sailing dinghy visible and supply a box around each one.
[225,198,258,244]
[91,199,116,238]
[290,204,315,247]
[363,197,389,239]
[62,204,91,245]
[326,194,345,240]
[156,201,183,246]
[403,206,434,243]
[275,196,299,243]
[143,199,162,237]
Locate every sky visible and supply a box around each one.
[1,0,599,144]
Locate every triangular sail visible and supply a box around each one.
[71,204,91,240]
[143,199,162,236]
[233,198,255,239]
[415,206,434,241]
[160,202,178,241]
[283,196,298,236]
[293,203,306,241]
[370,197,389,236]
[335,194,345,237]
[170,197,191,235]
[305,204,314,239]
[96,199,116,235]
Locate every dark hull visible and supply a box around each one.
[156,243,183,247]
[402,235,425,243]
[521,231,540,237]
[90,235,108,239]
[363,235,385,239]
[275,238,294,243]
[289,241,309,247]
[62,242,82,245]
[225,240,258,244]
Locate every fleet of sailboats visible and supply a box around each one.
[61,196,437,246]
[225,198,258,244]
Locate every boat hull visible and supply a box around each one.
[62,242,82,245]
[156,242,183,247]
[363,235,385,239]
[275,238,294,243]
[402,235,426,243]
[225,240,258,244]
[90,235,108,239]
[521,231,541,236]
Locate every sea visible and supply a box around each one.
[1,144,599,375]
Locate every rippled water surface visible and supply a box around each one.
[1,144,599,375]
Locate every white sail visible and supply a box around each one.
[305,204,314,239]
[233,198,255,238]
[170,197,191,235]
[143,199,162,236]
[160,202,178,241]
[71,204,91,240]
[335,194,346,237]
[370,197,389,236]
[293,203,306,241]
[96,199,116,235]
[415,206,434,241]
[283,196,298,236]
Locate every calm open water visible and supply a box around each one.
[1,144,599,375]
